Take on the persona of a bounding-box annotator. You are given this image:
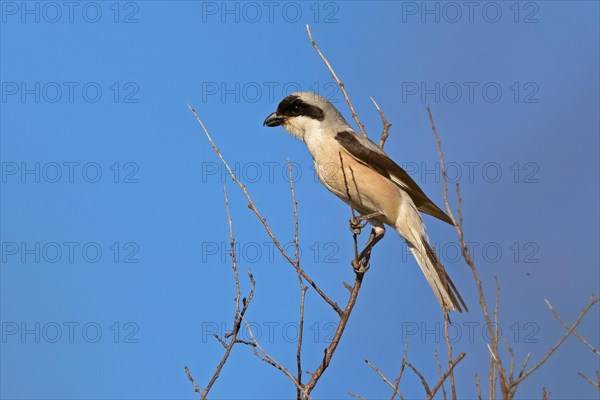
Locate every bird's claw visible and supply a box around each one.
[349,216,367,235]
[352,255,371,273]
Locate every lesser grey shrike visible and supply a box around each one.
[264,92,467,313]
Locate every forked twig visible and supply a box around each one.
[365,360,404,399]
[370,97,392,149]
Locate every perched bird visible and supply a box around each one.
[263,92,467,313]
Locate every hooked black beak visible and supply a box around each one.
[263,112,285,127]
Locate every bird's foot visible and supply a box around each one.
[352,254,371,274]
[349,216,367,235]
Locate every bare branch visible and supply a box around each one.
[426,105,510,397]
[391,338,410,400]
[365,360,404,399]
[512,296,599,387]
[306,24,368,139]
[434,351,447,400]
[430,353,467,400]
[287,159,308,400]
[577,370,600,390]
[405,360,432,398]
[542,387,550,400]
[184,366,202,395]
[348,392,366,400]
[475,373,482,400]
[187,187,257,399]
[545,298,600,356]
[188,104,342,316]
[442,315,458,400]
[303,274,364,396]
[240,314,310,399]
[370,97,392,149]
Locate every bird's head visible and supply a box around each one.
[263,92,348,140]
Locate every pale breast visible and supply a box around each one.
[309,137,403,226]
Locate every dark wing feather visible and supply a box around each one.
[335,131,453,225]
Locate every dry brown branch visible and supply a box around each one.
[577,370,600,390]
[511,296,599,389]
[348,392,366,400]
[370,97,392,149]
[306,24,368,139]
[240,315,310,398]
[187,104,342,317]
[545,299,600,357]
[184,366,201,395]
[442,315,458,400]
[430,105,599,398]
[405,360,432,397]
[391,338,410,400]
[185,187,257,399]
[426,105,510,397]
[287,160,309,400]
[429,353,467,400]
[365,360,404,399]
[542,387,550,400]
[475,373,482,400]
[434,351,447,400]
[303,273,364,397]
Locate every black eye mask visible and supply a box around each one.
[277,96,325,121]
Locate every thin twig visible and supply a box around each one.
[512,296,599,387]
[365,360,404,399]
[370,97,392,149]
[348,393,366,400]
[287,160,308,400]
[429,353,467,400]
[434,351,448,400]
[240,314,310,398]
[442,316,458,400]
[475,372,482,400]
[189,187,257,399]
[577,371,600,390]
[542,387,550,400]
[184,366,201,394]
[545,298,600,356]
[405,360,432,398]
[188,104,343,317]
[306,24,368,138]
[427,105,510,397]
[391,338,409,400]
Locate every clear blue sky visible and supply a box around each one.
[1,1,599,399]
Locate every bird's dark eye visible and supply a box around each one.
[291,104,301,114]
